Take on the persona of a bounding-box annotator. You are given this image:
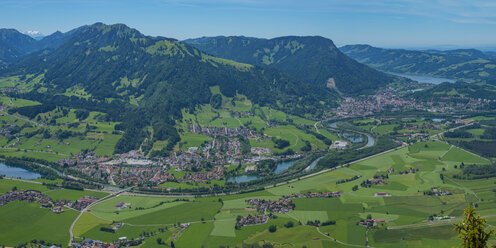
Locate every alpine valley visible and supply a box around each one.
[0,22,495,248]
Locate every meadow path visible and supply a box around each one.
[314,120,321,134]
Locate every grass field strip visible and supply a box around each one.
[285,211,371,248]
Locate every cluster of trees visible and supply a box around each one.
[482,127,496,139]
[444,130,473,139]
[9,104,56,119]
[284,221,294,228]
[61,181,84,191]
[458,141,496,158]
[310,131,333,146]
[100,227,115,233]
[147,121,180,157]
[336,175,360,184]
[306,219,336,227]
[74,109,89,120]
[300,140,312,152]
[209,94,222,109]
[273,138,290,149]
[55,129,83,140]
[135,199,190,211]
[454,164,496,180]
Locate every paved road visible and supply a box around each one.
[68,187,134,246]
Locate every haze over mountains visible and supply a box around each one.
[341,44,496,84]
[0,28,73,68]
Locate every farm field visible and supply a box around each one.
[0,201,78,246]
[0,178,111,247]
[90,195,189,221]
[0,100,123,159]
[0,109,494,247]
[55,140,494,247]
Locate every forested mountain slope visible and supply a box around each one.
[0,28,77,68]
[1,23,338,154]
[184,36,396,95]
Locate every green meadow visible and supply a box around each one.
[0,201,78,246]
[71,140,495,247]
[2,134,496,247]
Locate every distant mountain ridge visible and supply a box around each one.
[184,36,396,95]
[340,44,496,84]
[24,30,45,40]
[0,28,75,68]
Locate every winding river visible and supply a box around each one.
[228,121,377,183]
[329,122,375,148]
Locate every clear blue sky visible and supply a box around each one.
[1,0,496,48]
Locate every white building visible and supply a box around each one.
[330,140,348,150]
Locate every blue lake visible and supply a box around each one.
[388,72,455,85]
[0,162,41,179]
[344,134,363,143]
[273,159,299,174]
[228,159,300,183]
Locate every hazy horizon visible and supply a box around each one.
[1,0,496,49]
[6,22,495,52]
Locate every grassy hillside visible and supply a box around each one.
[1,23,338,155]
